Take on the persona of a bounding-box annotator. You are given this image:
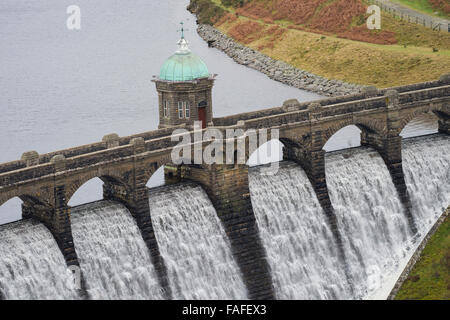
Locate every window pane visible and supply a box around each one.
[178,102,183,119]
[185,101,190,118]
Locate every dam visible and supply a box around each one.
[0,132,448,299]
[0,0,448,300]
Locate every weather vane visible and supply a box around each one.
[178,21,189,39]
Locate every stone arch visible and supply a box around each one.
[398,106,446,136]
[0,193,53,224]
[0,190,51,209]
[141,154,173,187]
[65,170,130,206]
[320,118,386,151]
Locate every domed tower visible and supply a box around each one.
[153,26,216,129]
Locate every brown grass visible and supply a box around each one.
[228,20,265,44]
[430,0,450,14]
[225,0,398,44]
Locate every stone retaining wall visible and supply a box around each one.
[197,24,362,97]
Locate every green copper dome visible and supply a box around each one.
[159,38,209,82]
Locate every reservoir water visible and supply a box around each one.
[0,0,321,223]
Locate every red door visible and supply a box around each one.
[198,107,206,129]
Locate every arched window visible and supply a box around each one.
[185,102,190,118]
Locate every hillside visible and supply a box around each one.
[396,212,450,300]
[188,0,450,87]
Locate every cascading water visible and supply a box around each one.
[71,201,163,300]
[326,147,412,299]
[249,134,448,300]
[0,135,446,299]
[149,183,248,299]
[249,162,352,300]
[403,135,450,230]
[0,220,79,300]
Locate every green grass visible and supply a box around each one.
[395,214,450,300]
[390,0,449,19]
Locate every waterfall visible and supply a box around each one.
[403,135,450,230]
[0,135,446,299]
[326,147,412,299]
[249,162,352,299]
[0,220,79,300]
[71,201,163,300]
[149,183,248,299]
[249,134,449,300]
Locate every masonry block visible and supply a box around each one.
[21,151,39,167]
[102,133,120,148]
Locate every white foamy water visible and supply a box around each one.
[149,184,248,299]
[0,220,79,299]
[249,163,352,299]
[403,135,450,228]
[366,134,450,299]
[71,201,163,300]
[248,134,448,300]
[326,148,412,299]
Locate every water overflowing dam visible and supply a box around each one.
[149,184,248,299]
[0,134,448,299]
[250,134,449,299]
[71,201,163,300]
[0,220,79,300]
[249,163,351,299]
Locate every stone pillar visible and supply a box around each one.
[49,155,89,298]
[104,137,172,299]
[438,117,449,134]
[45,155,79,266]
[102,133,120,148]
[183,163,275,300]
[283,143,345,257]
[369,90,417,233]
[21,151,39,167]
[284,104,344,252]
[282,104,351,287]
[21,155,88,298]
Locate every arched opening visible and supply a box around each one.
[0,195,51,226]
[0,197,23,225]
[146,166,165,189]
[323,125,361,152]
[247,139,283,167]
[68,177,104,207]
[400,112,439,138]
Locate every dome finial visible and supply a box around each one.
[176,21,191,54]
